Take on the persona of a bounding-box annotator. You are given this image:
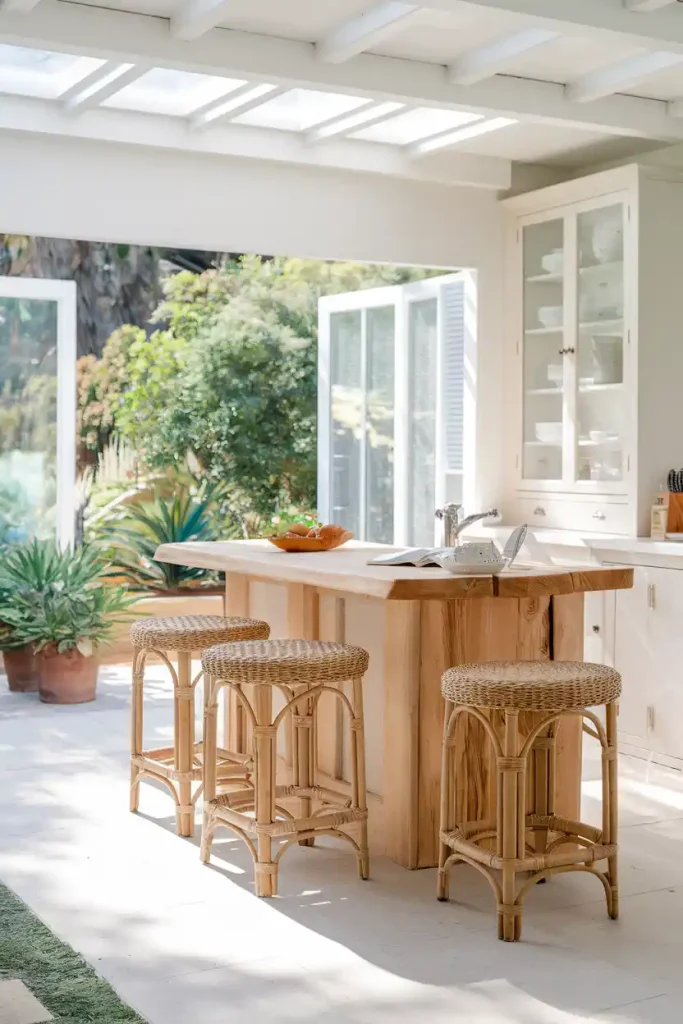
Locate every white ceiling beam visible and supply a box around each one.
[448,28,559,86]
[191,83,286,129]
[63,63,148,112]
[316,2,419,63]
[308,101,406,143]
[0,93,512,190]
[0,0,42,11]
[410,116,517,157]
[2,3,683,141]
[420,0,683,53]
[625,0,677,11]
[171,0,235,42]
[566,51,683,102]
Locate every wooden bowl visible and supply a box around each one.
[267,531,353,553]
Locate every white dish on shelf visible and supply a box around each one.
[535,421,563,444]
[589,430,610,443]
[537,305,563,328]
[541,249,563,275]
[665,533,683,542]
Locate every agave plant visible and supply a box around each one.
[2,583,138,656]
[97,491,221,592]
[0,541,114,651]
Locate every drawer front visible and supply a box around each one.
[512,495,629,534]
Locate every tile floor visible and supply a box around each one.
[1,663,682,1023]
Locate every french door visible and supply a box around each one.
[318,273,474,547]
[0,277,77,547]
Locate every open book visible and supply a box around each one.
[367,548,448,567]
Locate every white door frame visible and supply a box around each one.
[0,276,77,548]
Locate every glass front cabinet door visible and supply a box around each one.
[517,194,630,495]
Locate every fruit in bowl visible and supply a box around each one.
[268,523,352,552]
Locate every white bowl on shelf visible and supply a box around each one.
[589,430,610,443]
[535,421,563,444]
[541,249,563,275]
[537,305,563,328]
[547,363,563,386]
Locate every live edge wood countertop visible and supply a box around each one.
[155,539,633,601]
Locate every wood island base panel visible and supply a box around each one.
[155,541,633,869]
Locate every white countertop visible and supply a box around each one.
[469,525,683,569]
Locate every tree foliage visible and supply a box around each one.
[80,255,436,520]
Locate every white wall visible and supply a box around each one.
[0,131,505,509]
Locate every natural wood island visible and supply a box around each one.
[155,540,633,869]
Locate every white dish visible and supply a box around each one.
[665,533,683,542]
[589,430,609,443]
[537,305,563,328]
[541,250,563,275]
[436,558,507,576]
[535,421,562,444]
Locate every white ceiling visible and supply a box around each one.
[1,0,683,188]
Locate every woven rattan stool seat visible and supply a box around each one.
[202,639,369,686]
[130,615,270,651]
[441,660,622,712]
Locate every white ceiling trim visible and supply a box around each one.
[316,2,419,64]
[191,83,285,129]
[0,93,512,189]
[1,3,681,141]
[63,62,148,112]
[170,0,235,42]
[566,51,683,102]
[307,101,407,143]
[624,0,677,11]
[448,28,559,86]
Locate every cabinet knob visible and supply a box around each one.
[592,625,600,634]
[592,511,606,520]
[558,347,576,356]
[533,506,546,516]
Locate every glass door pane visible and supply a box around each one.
[365,306,395,543]
[330,310,363,535]
[408,297,438,545]
[575,204,626,484]
[0,296,59,543]
[521,218,565,481]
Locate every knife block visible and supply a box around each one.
[658,492,683,534]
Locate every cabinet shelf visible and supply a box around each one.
[579,382,623,393]
[578,438,621,448]
[526,387,562,395]
[525,325,563,336]
[524,440,562,447]
[579,319,623,333]
[525,273,562,284]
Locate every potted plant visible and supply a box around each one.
[0,542,138,703]
[0,540,103,693]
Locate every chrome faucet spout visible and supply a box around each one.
[435,504,499,546]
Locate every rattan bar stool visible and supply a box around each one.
[437,660,621,941]
[129,615,270,837]
[200,638,370,897]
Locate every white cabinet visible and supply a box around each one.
[611,563,683,765]
[503,165,683,537]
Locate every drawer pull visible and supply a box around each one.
[592,625,600,634]
[533,506,546,516]
[592,511,606,521]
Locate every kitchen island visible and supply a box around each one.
[155,540,632,868]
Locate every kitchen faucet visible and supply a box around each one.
[435,503,500,547]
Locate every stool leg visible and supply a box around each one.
[437,700,455,902]
[176,650,195,838]
[130,651,144,813]
[295,687,314,847]
[499,710,522,942]
[351,676,369,880]
[201,679,219,864]
[254,684,277,897]
[605,700,619,920]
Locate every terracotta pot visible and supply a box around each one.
[38,648,99,705]
[3,645,40,693]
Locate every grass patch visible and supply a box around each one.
[0,881,146,1023]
